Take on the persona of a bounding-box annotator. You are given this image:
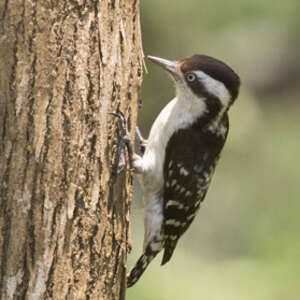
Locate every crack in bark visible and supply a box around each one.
[28,163,39,268]
[0,197,12,292]
[1,0,9,20]
[44,239,58,298]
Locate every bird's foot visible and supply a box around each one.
[110,107,134,175]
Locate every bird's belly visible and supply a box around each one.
[139,145,164,195]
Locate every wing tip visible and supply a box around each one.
[161,252,171,266]
[161,239,178,266]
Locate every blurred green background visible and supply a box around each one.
[127,1,300,299]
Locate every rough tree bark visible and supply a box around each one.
[0,0,143,299]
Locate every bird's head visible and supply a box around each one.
[148,55,240,118]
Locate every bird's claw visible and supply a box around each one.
[110,107,134,175]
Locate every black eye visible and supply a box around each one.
[186,73,196,82]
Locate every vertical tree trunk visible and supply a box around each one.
[0,0,143,299]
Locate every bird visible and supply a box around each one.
[112,54,240,287]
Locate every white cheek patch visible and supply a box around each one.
[175,78,208,118]
[194,70,231,107]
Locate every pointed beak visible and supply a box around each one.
[147,56,180,80]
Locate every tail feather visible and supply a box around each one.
[127,242,162,287]
[127,251,158,288]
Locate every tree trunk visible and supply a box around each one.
[0,0,143,299]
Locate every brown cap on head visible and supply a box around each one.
[180,55,240,100]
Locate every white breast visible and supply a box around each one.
[140,92,207,195]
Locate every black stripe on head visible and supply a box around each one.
[180,55,240,101]
[185,74,223,117]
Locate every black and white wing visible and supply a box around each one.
[161,118,228,265]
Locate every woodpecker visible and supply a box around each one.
[112,54,240,287]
